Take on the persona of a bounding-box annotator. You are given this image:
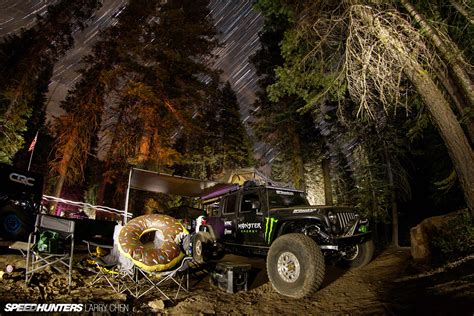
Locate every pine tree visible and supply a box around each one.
[50,0,162,201]
[251,1,319,191]
[0,0,101,164]
[50,0,221,207]
[173,82,252,180]
[219,82,253,171]
[12,64,55,174]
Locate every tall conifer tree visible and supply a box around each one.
[0,0,101,163]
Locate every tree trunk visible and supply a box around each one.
[371,189,380,243]
[322,158,333,205]
[432,62,474,142]
[50,134,76,213]
[96,107,126,205]
[401,0,474,113]
[137,132,152,164]
[383,143,399,247]
[289,125,305,190]
[447,0,474,25]
[371,13,474,216]
[405,65,474,214]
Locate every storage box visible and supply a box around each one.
[210,262,251,294]
[37,230,63,254]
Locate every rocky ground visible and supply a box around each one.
[0,246,472,315]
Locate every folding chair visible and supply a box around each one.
[128,256,194,300]
[25,214,75,290]
[86,224,135,294]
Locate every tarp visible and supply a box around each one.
[124,168,235,222]
[215,167,285,187]
[129,168,226,197]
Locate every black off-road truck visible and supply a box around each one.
[0,163,44,240]
[193,181,374,298]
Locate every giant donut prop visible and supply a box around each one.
[118,214,188,272]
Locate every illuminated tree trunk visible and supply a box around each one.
[401,0,474,142]
[289,124,305,190]
[432,63,472,138]
[137,132,152,164]
[404,63,474,215]
[364,10,474,215]
[322,158,333,205]
[447,0,474,24]
[51,131,77,213]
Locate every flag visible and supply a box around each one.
[28,132,38,152]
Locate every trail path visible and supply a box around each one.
[0,247,472,315]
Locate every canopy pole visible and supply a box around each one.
[123,168,133,224]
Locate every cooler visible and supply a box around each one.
[210,262,252,294]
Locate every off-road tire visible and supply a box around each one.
[0,204,33,241]
[341,240,375,268]
[192,231,212,264]
[267,233,325,298]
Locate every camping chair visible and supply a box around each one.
[25,214,75,290]
[124,232,195,300]
[127,256,194,300]
[86,224,135,294]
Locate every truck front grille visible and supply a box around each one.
[337,212,357,228]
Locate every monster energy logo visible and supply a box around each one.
[264,217,278,244]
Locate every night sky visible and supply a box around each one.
[0,0,263,120]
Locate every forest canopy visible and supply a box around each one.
[0,0,472,246]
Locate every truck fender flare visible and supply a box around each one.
[199,224,218,241]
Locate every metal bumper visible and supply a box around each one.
[335,231,372,246]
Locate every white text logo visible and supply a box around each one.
[9,173,35,186]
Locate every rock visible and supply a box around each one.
[148,299,165,311]
[410,210,466,263]
[410,225,430,263]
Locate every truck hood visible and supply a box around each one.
[269,205,353,216]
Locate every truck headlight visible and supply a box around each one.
[328,211,337,224]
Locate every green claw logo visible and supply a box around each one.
[264,217,278,244]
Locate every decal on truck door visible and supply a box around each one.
[264,217,278,244]
[237,222,262,233]
[224,220,233,235]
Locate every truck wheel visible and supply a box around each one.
[0,205,33,241]
[267,233,325,298]
[341,240,375,268]
[192,232,212,264]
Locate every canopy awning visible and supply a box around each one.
[129,168,229,197]
[123,168,236,222]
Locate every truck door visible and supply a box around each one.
[236,189,265,245]
[217,192,239,244]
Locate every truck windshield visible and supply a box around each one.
[267,189,309,208]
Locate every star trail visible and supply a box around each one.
[0,0,263,119]
[208,0,262,118]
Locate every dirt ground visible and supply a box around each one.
[0,245,472,315]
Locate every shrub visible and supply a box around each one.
[430,210,474,263]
